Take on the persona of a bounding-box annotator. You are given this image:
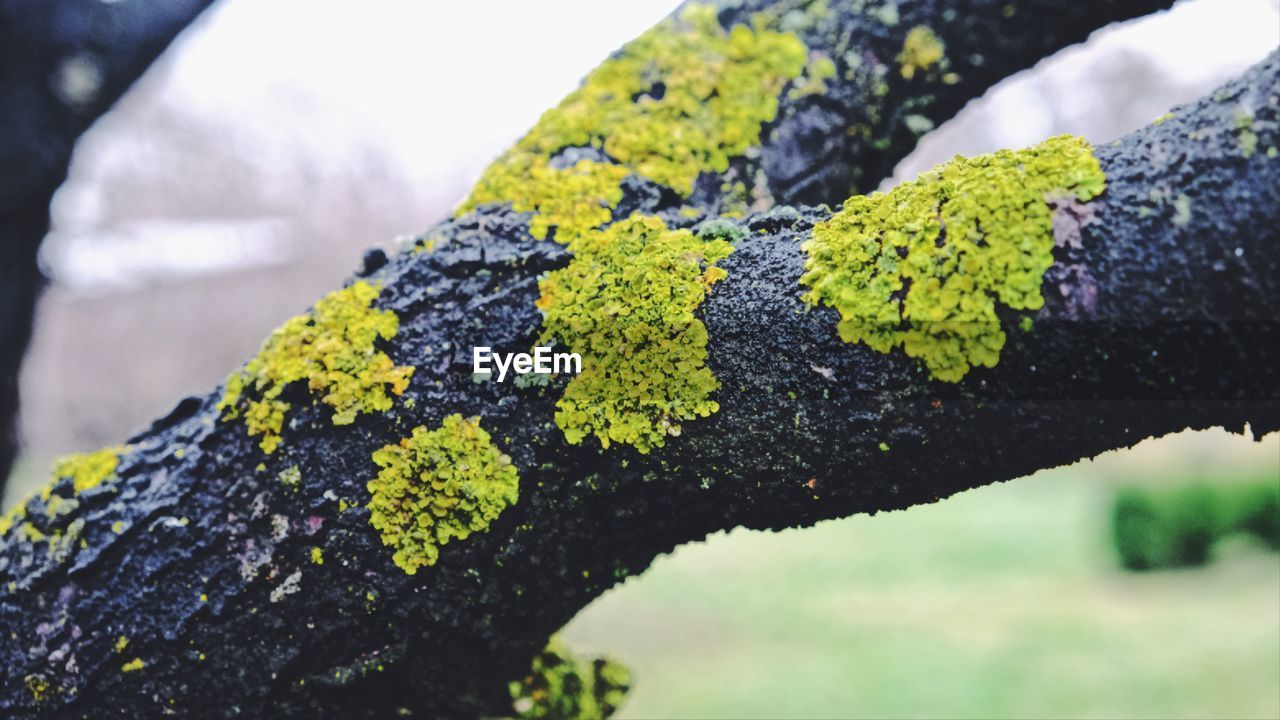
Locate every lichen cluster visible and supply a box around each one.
[453,6,804,451]
[539,215,732,452]
[24,674,50,703]
[0,446,124,544]
[509,637,632,720]
[898,25,945,80]
[456,4,807,243]
[218,281,414,453]
[366,414,519,574]
[50,446,121,494]
[1235,110,1259,158]
[800,134,1106,381]
[789,53,837,99]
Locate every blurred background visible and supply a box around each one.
[6,0,1280,717]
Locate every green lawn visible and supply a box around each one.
[562,438,1280,719]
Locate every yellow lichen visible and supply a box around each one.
[789,53,838,98]
[122,658,145,673]
[367,415,519,575]
[540,215,732,452]
[0,447,124,544]
[278,465,301,488]
[0,503,22,536]
[451,5,806,452]
[455,4,807,242]
[115,636,129,653]
[1235,110,1259,158]
[310,547,324,565]
[25,674,50,703]
[465,156,629,244]
[898,26,945,80]
[800,135,1106,381]
[50,446,123,494]
[218,282,414,453]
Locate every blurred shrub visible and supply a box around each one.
[1112,475,1280,570]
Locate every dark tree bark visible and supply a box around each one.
[5,2,1272,719]
[0,0,219,497]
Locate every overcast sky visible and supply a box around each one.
[44,0,1280,290]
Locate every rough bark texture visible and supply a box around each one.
[0,0,218,497]
[7,2,1273,719]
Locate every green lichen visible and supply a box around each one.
[539,215,732,452]
[218,281,414,453]
[278,465,301,488]
[366,414,519,575]
[1235,110,1259,158]
[800,135,1106,381]
[0,504,19,537]
[903,114,935,136]
[898,26,944,80]
[455,4,807,242]
[874,3,900,26]
[463,156,630,244]
[1172,193,1193,226]
[25,674,50,703]
[0,446,123,545]
[790,53,838,98]
[509,637,632,720]
[694,217,750,244]
[50,446,122,493]
[450,6,807,453]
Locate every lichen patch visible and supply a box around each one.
[50,447,123,494]
[540,215,732,452]
[450,6,809,452]
[898,26,945,80]
[800,135,1106,381]
[367,415,519,575]
[456,5,807,244]
[217,281,414,453]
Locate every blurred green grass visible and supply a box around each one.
[562,442,1280,719]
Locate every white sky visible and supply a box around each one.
[44,0,1280,290]
[109,0,678,214]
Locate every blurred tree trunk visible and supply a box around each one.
[5,2,1275,719]
[0,0,218,498]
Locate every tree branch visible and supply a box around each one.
[8,3,1269,719]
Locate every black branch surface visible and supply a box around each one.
[9,3,1275,720]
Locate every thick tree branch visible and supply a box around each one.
[9,2,1270,719]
